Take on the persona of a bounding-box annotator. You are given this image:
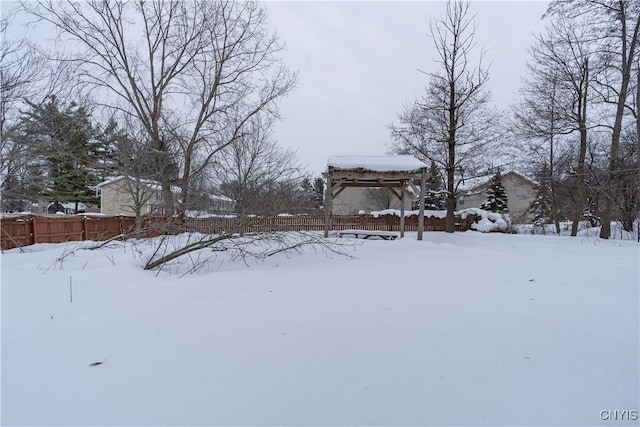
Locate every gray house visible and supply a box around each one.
[96,176,235,216]
[457,171,538,223]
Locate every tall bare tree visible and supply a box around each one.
[390,0,497,233]
[1,11,44,195]
[24,0,296,216]
[548,0,640,238]
[517,15,595,236]
[513,74,565,233]
[363,188,394,212]
[215,114,301,220]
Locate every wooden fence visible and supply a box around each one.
[0,214,475,251]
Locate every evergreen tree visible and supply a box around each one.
[300,176,325,211]
[425,160,446,210]
[93,118,124,181]
[530,163,553,226]
[14,97,101,206]
[414,160,446,210]
[481,172,509,213]
[530,185,552,226]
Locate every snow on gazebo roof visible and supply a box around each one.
[326,155,428,173]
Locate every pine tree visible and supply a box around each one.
[15,97,101,206]
[481,172,509,213]
[530,164,552,226]
[530,185,552,226]
[300,176,325,211]
[415,160,446,210]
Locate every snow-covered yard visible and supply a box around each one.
[2,231,638,426]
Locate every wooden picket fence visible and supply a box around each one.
[0,213,475,251]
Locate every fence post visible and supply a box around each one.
[82,216,88,241]
[31,215,38,245]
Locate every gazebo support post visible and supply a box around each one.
[418,170,427,240]
[324,177,333,238]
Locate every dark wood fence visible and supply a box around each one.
[1,214,474,250]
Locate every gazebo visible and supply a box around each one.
[323,155,429,240]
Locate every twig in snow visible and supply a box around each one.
[89,357,108,366]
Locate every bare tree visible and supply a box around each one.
[616,126,640,231]
[517,15,595,236]
[215,114,301,222]
[390,1,498,233]
[142,230,354,273]
[1,10,82,192]
[24,0,296,217]
[548,0,640,238]
[512,74,565,233]
[106,120,163,228]
[363,188,394,212]
[1,11,45,197]
[1,12,43,136]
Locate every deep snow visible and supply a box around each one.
[1,231,638,426]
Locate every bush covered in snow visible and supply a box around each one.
[457,208,512,233]
[369,209,447,218]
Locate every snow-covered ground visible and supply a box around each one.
[2,231,638,426]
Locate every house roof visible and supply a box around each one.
[96,176,235,202]
[458,170,538,193]
[326,155,428,173]
[96,176,182,194]
[209,194,235,203]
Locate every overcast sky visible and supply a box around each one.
[264,1,550,176]
[5,0,550,177]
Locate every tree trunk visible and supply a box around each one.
[446,164,455,233]
[637,65,640,242]
[600,8,640,239]
[571,123,587,236]
[572,63,588,237]
[446,76,456,234]
[600,75,631,239]
[549,151,560,234]
[162,182,174,217]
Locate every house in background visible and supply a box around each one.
[96,176,179,216]
[457,170,538,223]
[96,176,235,216]
[333,186,414,215]
[190,193,236,216]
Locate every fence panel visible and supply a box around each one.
[1,213,475,250]
[84,216,134,241]
[32,216,84,244]
[1,215,35,250]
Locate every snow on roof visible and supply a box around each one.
[210,194,235,202]
[97,176,235,202]
[457,175,493,193]
[458,170,538,193]
[96,176,181,194]
[327,155,428,173]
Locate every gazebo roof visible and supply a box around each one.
[326,155,428,173]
